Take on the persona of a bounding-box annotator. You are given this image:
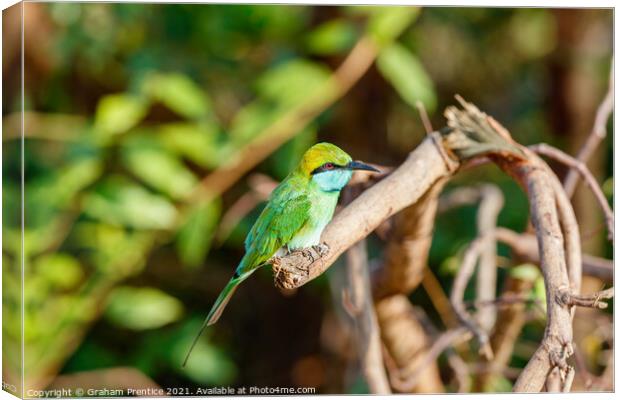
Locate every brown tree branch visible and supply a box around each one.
[475,185,504,333]
[545,158,583,295]
[371,178,449,393]
[372,179,449,298]
[442,101,579,392]
[508,164,574,392]
[494,228,612,282]
[450,235,494,360]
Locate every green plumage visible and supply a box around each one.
[183,143,378,366]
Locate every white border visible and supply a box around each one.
[0,2,615,400]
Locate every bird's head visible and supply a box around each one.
[298,142,379,192]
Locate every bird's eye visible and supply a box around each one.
[324,163,335,170]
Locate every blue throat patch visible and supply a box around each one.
[312,169,353,193]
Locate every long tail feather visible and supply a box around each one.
[182,274,247,367]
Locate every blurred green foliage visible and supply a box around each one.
[2,3,612,394]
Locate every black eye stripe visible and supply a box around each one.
[311,163,344,175]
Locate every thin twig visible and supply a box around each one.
[475,185,504,333]
[437,187,481,213]
[557,287,614,309]
[494,227,612,282]
[446,352,470,393]
[467,294,541,310]
[450,236,494,360]
[421,268,458,329]
[416,100,434,134]
[563,59,614,197]
[530,143,614,241]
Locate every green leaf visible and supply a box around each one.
[438,254,460,276]
[83,177,178,230]
[142,72,214,121]
[377,43,437,112]
[306,19,357,55]
[72,222,154,278]
[255,59,331,107]
[176,199,221,268]
[508,263,540,282]
[267,125,317,180]
[53,158,103,204]
[26,157,102,225]
[365,6,420,46]
[105,286,184,330]
[94,94,149,137]
[35,253,84,290]
[158,123,224,168]
[229,60,330,144]
[122,140,198,200]
[228,101,282,143]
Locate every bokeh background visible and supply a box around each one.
[2,4,613,395]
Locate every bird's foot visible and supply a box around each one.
[312,243,329,257]
[301,248,316,263]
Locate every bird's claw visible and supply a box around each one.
[301,248,315,263]
[312,243,329,257]
[300,244,328,263]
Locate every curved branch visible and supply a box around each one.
[510,165,574,392]
[531,143,613,241]
[475,185,504,332]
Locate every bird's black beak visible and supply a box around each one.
[346,160,380,173]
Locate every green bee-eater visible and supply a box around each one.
[183,142,378,366]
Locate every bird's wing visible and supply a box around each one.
[237,190,311,276]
